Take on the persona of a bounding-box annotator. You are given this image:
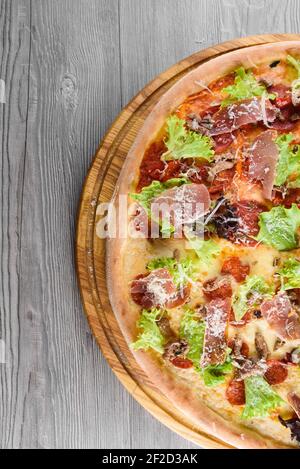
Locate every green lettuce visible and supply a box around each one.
[286,55,300,117]
[256,204,300,251]
[221,67,274,107]
[179,309,205,369]
[278,258,300,290]
[130,177,188,214]
[242,375,284,419]
[161,115,214,161]
[131,308,165,353]
[146,256,194,287]
[184,228,221,267]
[202,356,233,387]
[233,275,274,321]
[275,133,300,187]
[180,309,232,386]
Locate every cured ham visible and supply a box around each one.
[261,292,300,341]
[151,183,210,227]
[130,268,189,309]
[248,130,279,200]
[208,98,277,136]
[200,297,231,367]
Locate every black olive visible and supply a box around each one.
[209,198,239,241]
[270,60,280,68]
[253,310,262,319]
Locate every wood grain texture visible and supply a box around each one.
[1,0,300,450]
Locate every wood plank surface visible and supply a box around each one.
[1,0,300,449]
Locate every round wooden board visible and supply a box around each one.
[76,34,300,449]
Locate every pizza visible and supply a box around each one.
[106,42,300,449]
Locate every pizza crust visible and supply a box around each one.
[106,41,300,449]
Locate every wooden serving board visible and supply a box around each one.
[76,34,300,449]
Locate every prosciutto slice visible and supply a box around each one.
[130,268,189,309]
[248,130,279,200]
[261,292,300,341]
[152,183,210,227]
[208,97,277,136]
[200,297,231,367]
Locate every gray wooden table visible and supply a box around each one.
[1,0,299,449]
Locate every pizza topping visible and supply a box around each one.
[170,356,194,368]
[248,130,279,200]
[257,203,300,251]
[163,338,188,361]
[288,392,300,419]
[279,415,300,444]
[203,276,232,301]
[212,133,234,153]
[161,115,214,161]
[232,275,274,321]
[131,268,189,309]
[291,347,300,364]
[255,331,270,360]
[234,200,265,244]
[261,292,300,340]
[131,177,188,213]
[179,308,205,368]
[226,379,246,405]
[131,308,165,353]
[274,133,300,188]
[200,297,231,367]
[233,355,267,381]
[211,198,264,245]
[228,335,249,358]
[184,229,221,266]
[202,358,233,387]
[157,316,176,340]
[207,152,236,181]
[264,360,288,385]
[286,55,300,107]
[152,183,211,226]
[146,257,194,288]
[278,258,300,290]
[207,97,277,136]
[221,256,250,283]
[136,140,167,190]
[208,167,236,199]
[220,67,275,107]
[242,375,284,419]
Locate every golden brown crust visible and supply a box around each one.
[106,41,300,449]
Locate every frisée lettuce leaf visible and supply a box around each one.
[130,177,188,214]
[221,67,275,107]
[146,256,194,287]
[131,308,165,354]
[256,204,300,251]
[278,258,300,290]
[232,275,274,321]
[161,115,214,161]
[242,375,284,419]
